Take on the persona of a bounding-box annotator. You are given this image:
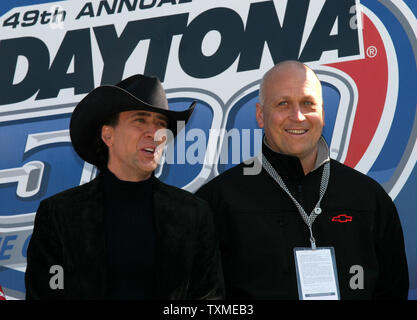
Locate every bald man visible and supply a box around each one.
[196,61,409,300]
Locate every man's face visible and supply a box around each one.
[256,65,325,162]
[102,110,168,181]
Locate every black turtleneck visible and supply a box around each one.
[261,140,306,181]
[101,168,156,299]
[261,140,323,214]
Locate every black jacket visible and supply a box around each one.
[196,146,409,300]
[25,174,224,300]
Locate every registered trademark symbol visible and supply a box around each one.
[366,46,378,58]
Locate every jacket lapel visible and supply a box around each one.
[66,176,108,298]
[151,179,187,299]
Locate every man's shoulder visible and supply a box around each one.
[329,159,386,191]
[154,179,213,224]
[203,162,254,186]
[195,161,260,200]
[42,177,99,204]
[154,178,207,206]
[330,159,375,181]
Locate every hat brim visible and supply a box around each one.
[70,85,196,166]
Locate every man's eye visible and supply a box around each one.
[278,101,288,106]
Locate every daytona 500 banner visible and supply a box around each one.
[0,0,416,299]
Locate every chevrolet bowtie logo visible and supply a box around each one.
[331,214,353,223]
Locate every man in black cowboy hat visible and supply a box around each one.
[25,74,224,300]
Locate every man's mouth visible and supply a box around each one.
[285,129,308,135]
[143,147,155,154]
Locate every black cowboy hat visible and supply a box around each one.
[70,74,196,166]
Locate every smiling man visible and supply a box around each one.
[196,61,409,299]
[25,74,224,300]
[256,61,325,175]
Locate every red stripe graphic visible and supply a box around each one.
[327,14,388,168]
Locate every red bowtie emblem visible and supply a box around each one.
[331,214,353,223]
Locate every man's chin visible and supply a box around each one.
[139,161,158,173]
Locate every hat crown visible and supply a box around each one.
[116,74,169,110]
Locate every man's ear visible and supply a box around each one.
[101,125,114,148]
[256,102,265,129]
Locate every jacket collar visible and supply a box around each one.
[314,137,331,170]
[262,135,330,179]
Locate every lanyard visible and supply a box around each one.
[262,154,330,250]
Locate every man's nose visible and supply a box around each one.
[144,122,159,137]
[290,105,306,121]
[145,122,167,144]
